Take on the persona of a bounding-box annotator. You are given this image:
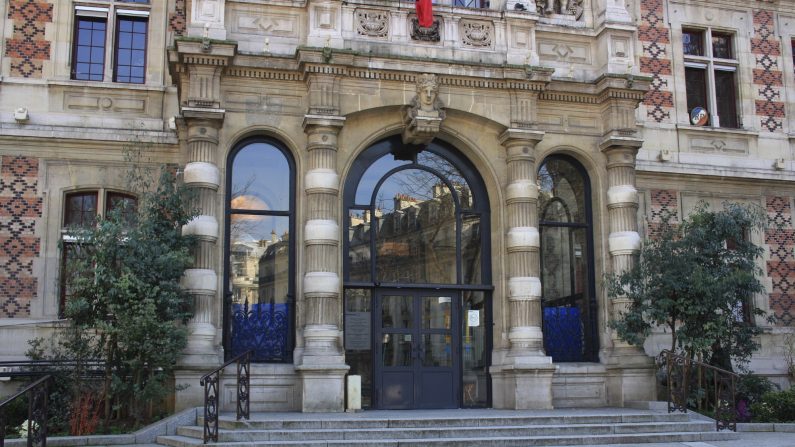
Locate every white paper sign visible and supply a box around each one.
[467,310,480,327]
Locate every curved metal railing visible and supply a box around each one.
[661,349,739,431]
[199,351,251,444]
[0,375,51,447]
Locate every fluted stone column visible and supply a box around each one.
[296,115,349,412]
[601,137,655,406]
[492,128,555,410]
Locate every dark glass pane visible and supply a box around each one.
[538,159,587,224]
[64,192,98,227]
[230,142,291,211]
[375,169,457,284]
[382,332,412,367]
[381,295,412,329]
[462,291,487,407]
[72,17,106,81]
[685,67,709,123]
[106,192,137,225]
[348,209,372,282]
[228,215,291,362]
[422,334,452,367]
[344,289,372,408]
[683,29,704,56]
[417,151,472,209]
[715,70,738,128]
[422,296,451,329]
[461,214,482,285]
[712,32,733,59]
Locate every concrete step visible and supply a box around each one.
[156,430,739,447]
[199,412,692,430]
[176,421,716,442]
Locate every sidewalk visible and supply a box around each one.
[578,431,795,447]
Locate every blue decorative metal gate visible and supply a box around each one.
[229,302,291,362]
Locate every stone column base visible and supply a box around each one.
[174,369,207,412]
[605,348,656,406]
[296,364,350,412]
[491,363,557,409]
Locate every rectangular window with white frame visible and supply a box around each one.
[71,2,150,84]
[682,28,739,129]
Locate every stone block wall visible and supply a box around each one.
[5,0,53,79]
[0,156,42,318]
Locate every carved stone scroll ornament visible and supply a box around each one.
[537,0,584,19]
[461,20,493,47]
[356,9,389,38]
[410,17,441,42]
[402,73,446,145]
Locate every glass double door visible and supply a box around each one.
[374,290,459,409]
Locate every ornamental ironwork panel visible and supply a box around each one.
[542,306,583,362]
[230,303,290,362]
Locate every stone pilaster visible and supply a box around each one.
[600,136,656,406]
[296,114,349,412]
[492,128,555,410]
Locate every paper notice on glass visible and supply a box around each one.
[344,312,371,350]
[467,310,480,327]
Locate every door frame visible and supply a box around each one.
[372,288,462,409]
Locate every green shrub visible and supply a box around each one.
[750,387,795,422]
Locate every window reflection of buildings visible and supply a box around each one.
[349,182,474,284]
[230,230,290,306]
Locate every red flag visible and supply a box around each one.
[416,0,433,28]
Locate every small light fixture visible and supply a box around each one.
[658,149,672,162]
[774,158,786,170]
[14,107,29,123]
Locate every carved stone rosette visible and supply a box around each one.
[356,9,389,39]
[461,20,493,48]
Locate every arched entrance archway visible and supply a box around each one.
[343,136,492,409]
[538,155,598,362]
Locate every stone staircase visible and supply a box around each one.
[155,408,740,446]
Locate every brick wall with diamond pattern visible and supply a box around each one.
[639,0,674,124]
[752,9,785,132]
[169,0,186,36]
[5,0,53,79]
[0,156,42,318]
[647,189,679,238]
[766,196,795,326]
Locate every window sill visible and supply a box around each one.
[2,77,168,92]
[676,123,759,138]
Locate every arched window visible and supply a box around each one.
[224,137,295,363]
[538,155,598,362]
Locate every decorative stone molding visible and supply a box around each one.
[536,0,584,20]
[356,9,389,39]
[461,20,494,48]
[410,17,441,42]
[402,74,446,145]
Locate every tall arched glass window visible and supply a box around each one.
[224,137,295,363]
[538,155,598,362]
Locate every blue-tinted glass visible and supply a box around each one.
[133,20,147,33]
[118,49,131,64]
[78,29,91,45]
[90,64,103,75]
[77,47,89,62]
[117,66,130,77]
[132,34,145,49]
[118,32,131,49]
[231,143,291,211]
[131,66,144,78]
[132,50,144,64]
[91,47,104,61]
[119,20,133,32]
[75,63,89,76]
[92,30,104,45]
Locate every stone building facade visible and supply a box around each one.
[0,0,793,412]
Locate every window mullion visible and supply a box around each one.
[707,62,720,127]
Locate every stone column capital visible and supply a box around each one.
[302,115,346,134]
[600,136,643,166]
[499,128,545,148]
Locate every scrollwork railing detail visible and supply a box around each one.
[200,350,251,444]
[0,375,51,447]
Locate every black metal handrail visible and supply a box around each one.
[0,360,105,378]
[199,350,251,444]
[0,375,51,447]
[661,349,739,431]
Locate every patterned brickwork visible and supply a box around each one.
[169,0,186,36]
[766,196,795,326]
[639,0,673,123]
[0,156,41,318]
[5,0,53,78]
[752,10,785,132]
[647,189,678,239]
